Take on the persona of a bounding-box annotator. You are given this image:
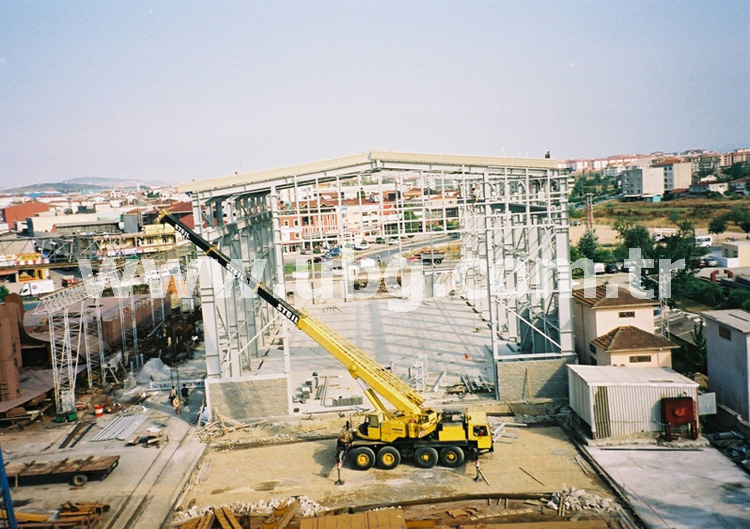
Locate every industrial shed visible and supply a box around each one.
[568,365,699,439]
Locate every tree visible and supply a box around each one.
[708,216,728,242]
[668,211,681,224]
[740,214,750,239]
[613,220,654,262]
[403,210,420,233]
[0,285,8,303]
[577,230,599,261]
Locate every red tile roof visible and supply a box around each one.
[572,285,657,309]
[592,326,676,352]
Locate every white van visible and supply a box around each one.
[695,235,713,248]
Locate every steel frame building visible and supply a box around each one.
[179,151,574,387]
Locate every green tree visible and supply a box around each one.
[577,230,599,261]
[568,205,583,219]
[0,285,8,303]
[403,210,420,233]
[613,220,654,262]
[668,211,681,224]
[708,216,728,242]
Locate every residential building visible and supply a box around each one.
[0,202,52,232]
[701,309,750,435]
[621,166,665,198]
[658,162,693,191]
[589,325,675,367]
[572,285,659,365]
[689,182,728,195]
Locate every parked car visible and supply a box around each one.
[704,256,718,267]
[605,263,620,274]
[354,241,370,250]
[387,237,399,245]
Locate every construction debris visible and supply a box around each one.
[175,496,326,524]
[262,498,299,529]
[547,488,619,515]
[9,502,111,528]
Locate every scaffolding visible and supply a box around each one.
[178,151,574,386]
[33,244,193,414]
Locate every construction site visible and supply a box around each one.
[1,151,748,529]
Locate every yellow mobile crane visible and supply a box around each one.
[158,211,493,470]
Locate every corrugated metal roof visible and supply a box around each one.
[568,365,697,387]
[178,150,560,194]
[701,309,750,333]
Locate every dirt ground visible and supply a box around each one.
[182,425,609,511]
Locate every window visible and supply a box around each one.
[719,325,731,340]
[629,355,652,363]
[283,220,289,227]
[619,311,635,318]
[589,344,597,355]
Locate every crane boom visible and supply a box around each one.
[157,211,426,418]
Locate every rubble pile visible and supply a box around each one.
[175,496,327,522]
[547,488,619,515]
[707,431,750,471]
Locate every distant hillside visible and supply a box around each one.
[63,177,164,188]
[1,177,164,195]
[1,182,112,194]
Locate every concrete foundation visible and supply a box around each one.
[207,375,289,421]
[496,355,577,401]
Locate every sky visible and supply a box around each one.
[1,1,748,186]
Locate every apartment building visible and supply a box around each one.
[621,166,665,198]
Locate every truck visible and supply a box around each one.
[157,211,493,470]
[408,248,445,264]
[4,279,56,297]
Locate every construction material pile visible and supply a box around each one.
[546,488,619,516]
[176,496,327,524]
[7,502,111,528]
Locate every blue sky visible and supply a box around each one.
[1,1,748,185]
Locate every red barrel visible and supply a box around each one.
[94,404,103,418]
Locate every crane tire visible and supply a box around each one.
[377,446,401,470]
[439,446,465,468]
[414,447,438,468]
[350,447,376,470]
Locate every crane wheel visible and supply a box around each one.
[377,446,401,470]
[350,447,376,470]
[439,446,465,468]
[414,447,438,468]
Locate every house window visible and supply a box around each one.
[619,311,635,318]
[283,220,289,227]
[294,219,299,226]
[589,344,597,355]
[719,325,731,340]
[629,355,652,363]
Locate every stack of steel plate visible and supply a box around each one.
[90,415,147,442]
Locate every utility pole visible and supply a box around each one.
[585,193,594,230]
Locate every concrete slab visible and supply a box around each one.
[252,297,497,414]
[185,426,611,511]
[587,445,750,528]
